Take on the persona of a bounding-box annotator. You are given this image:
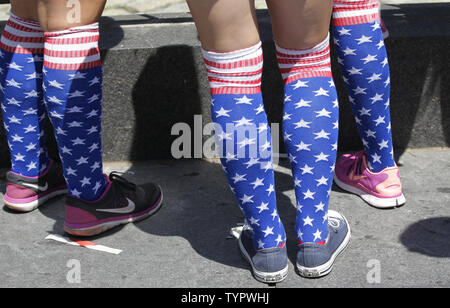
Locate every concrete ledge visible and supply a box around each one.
[0,4,450,166]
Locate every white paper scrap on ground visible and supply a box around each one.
[45,234,122,255]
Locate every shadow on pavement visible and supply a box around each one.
[120,159,299,271]
[399,217,450,258]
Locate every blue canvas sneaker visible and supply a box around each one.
[296,210,351,278]
[238,226,289,283]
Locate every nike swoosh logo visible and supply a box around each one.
[349,171,367,181]
[96,198,136,214]
[21,182,49,192]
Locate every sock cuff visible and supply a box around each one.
[202,42,263,95]
[43,22,101,71]
[275,34,332,85]
[332,0,380,26]
[0,12,44,54]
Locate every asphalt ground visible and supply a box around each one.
[0,148,449,288]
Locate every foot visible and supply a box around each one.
[334,151,406,208]
[64,172,163,237]
[4,160,67,212]
[238,226,288,284]
[296,210,351,278]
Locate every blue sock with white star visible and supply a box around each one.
[203,42,286,249]
[0,13,50,177]
[277,34,338,244]
[43,23,107,201]
[333,0,396,172]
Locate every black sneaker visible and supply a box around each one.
[296,210,351,278]
[4,160,67,212]
[64,172,163,236]
[239,226,288,283]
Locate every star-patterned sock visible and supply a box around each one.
[203,42,286,250]
[332,0,395,172]
[277,34,338,244]
[43,23,107,201]
[0,13,50,177]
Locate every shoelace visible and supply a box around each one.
[347,151,365,177]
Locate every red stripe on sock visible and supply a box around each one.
[210,87,261,95]
[298,239,325,245]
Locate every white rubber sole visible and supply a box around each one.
[334,175,406,209]
[296,210,351,278]
[64,190,164,237]
[238,237,288,284]
[4,188,68,213]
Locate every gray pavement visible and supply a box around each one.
[0,148,449,288]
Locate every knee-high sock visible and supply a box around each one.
[277,35,338,244]
[203,43,286,249]
[332,0,395,172]
[43,23,107,201]
[0,13,50,177]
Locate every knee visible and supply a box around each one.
[39,16,99,33]
[277,31,330,51]
[37,0,104,32]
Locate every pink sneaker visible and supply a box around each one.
[334,151,405,208]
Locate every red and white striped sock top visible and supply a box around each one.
[0,12,44,54]
[333,0,380,26]
[276,34,332,85]
[202,42,263,95]
[44,23,101,71]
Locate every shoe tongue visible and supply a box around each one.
[356,159,364,175]
[110,173,136,191]
[353,153,366,175]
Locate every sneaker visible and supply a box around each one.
[238,226,288,284]
[3,160,67,212]
[296,210,351,278]
[64,172,163,237]
[334,151,406,208]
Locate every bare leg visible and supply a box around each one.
[266,0,332,49]
[36,0,106,31]
[186,0,260,52]
[267,0,340,243]
[11,0,106,30]
[0,0,67,210]
[187,1,289,282]
[265,0,351,279]
[37,0,108,201]
[10,0,39,20]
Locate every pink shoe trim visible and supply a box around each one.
[65,205,98,224]
[4,185,67,204]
